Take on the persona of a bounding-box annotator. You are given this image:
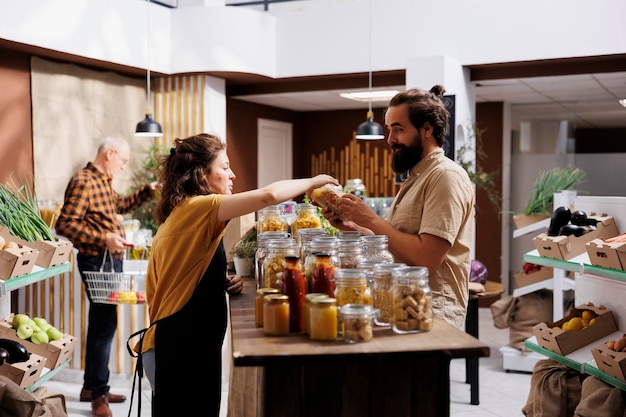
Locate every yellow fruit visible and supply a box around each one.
[568,317,583,332]
[589,318,596,327]
[562,321,570,331]
[581,310,595,321]
[118,291,138,304]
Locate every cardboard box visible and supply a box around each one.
[0,352,46,388]
[532,302,618,355]
[585,239,625,271]
[514,266,554,288]
[0,225,72,268]
[0,245,38,280]
[0,319,76,369]
[532,215,618,260]
[592,342,626,383]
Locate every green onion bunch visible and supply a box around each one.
[0,182,55,242]
[523,167,586,216]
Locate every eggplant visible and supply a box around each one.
[559,224,584,236]
[548,206,571,236]
[570,210,588,226]
[0,348,8,365]
[0,338,29,364]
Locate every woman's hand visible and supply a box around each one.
[225,273,244,295]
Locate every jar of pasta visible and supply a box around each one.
[310,297,338,341]
[258,205,288,233]
[255,232,291,289]
[291,203,321,241]
[390,266,433,334]
[334,268,373,307]
[255,288,279,327]
[262,238,297,289]
[371,263,406,326]
[339,304,378,343]
[263,294,290,336]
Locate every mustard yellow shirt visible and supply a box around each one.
[139,194,226,353]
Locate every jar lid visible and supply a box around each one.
[305,293,328,301]
[334,268,368,281]
[257,288,280,296]
[264,294,289,303]
[356,260,388,270]
[311,297,336,305]
[392,266,429,282]
[339,303,379,318]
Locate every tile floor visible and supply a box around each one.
[44,307,534,417]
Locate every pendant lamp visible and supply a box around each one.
[355,0,384,141]
[136,0,163,138]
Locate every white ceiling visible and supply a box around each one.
[232,72,626,129]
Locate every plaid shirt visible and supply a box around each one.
[56,162,154,258]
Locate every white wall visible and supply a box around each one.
[1,0,625,77]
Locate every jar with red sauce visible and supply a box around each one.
[309,252,336,297]
[279,255,306,333]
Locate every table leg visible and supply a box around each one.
[465,297,479,405]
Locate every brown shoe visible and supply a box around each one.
[91,395,112,417]
[81,389,127,403]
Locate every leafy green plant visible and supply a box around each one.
[522,166,585,215]
[457,124,501,212]
[230,226,258,258]
[129,143,167,234]
[0,175,54,241]
[303,194,338,236]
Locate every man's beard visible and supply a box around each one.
[391,135,423,174]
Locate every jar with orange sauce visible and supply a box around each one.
[263,294,290,336]
[255,288,279,327]
[309,297,338,341]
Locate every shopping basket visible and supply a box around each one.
[83,249,146,305]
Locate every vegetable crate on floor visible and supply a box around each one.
[83,271,146,305]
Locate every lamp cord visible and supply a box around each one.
[367,0,373,114]
[146,0,151,113]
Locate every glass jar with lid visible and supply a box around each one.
[333,268,373,307]
[339,304,379,343]
[258,205,288,234]
[255,232,291,289]
[304,236,340,295]
[262,238,297,289]
[255,288,279,327]
[303,293,328,335]
[343,178,367,200]
[337,238,365,269]
[297,228,328,262]
[371,263,406,326]
[263,294,290,336]
[362,235,394,263]
[309,296,338,341]
[291,203,321,241]
[390,266,433,334]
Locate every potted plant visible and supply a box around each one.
[514,166,585,228]
[230,226,257,277]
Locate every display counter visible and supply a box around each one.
[228,278,490,417]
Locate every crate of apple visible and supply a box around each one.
[12,314,65,344]
[108,291,146,304]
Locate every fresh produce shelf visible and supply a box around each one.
[0,262,71,296]
[25,359,71,393]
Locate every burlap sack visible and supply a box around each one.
[0,376,67,417]
[573,375,626,417]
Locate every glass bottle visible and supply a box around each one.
[304,236,340,294]
[263,294,290,336]
[291,203,321,242]
[343,178,367,200]
[255,232,291,289]
[337,238,365,268]
[390,266,433,334]
[262,238,297,289]
[334,268,373,307]
[278,255,306,333]
[339,304,378,343]
[255,288,279,327]
[258,205,288,234]
[303,293,328,335]
[362,235,394,263]
[310,297,338,341]
[371,263,406,326]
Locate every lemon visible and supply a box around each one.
[589,318,596,327]
[581,310,595,321]
[562,321,570,331]
[568,317,583,332]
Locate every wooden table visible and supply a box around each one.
[228,278,490,417]
[465,280,505,405]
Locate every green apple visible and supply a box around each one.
[33,317,51,332]
[28,320,41,333]
[16,324,34,340]
[31,330,49,345]
[46,326,64,341]
[12,314,30,329]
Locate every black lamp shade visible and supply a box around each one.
[356,111,385,140]
[135,113,163,137]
